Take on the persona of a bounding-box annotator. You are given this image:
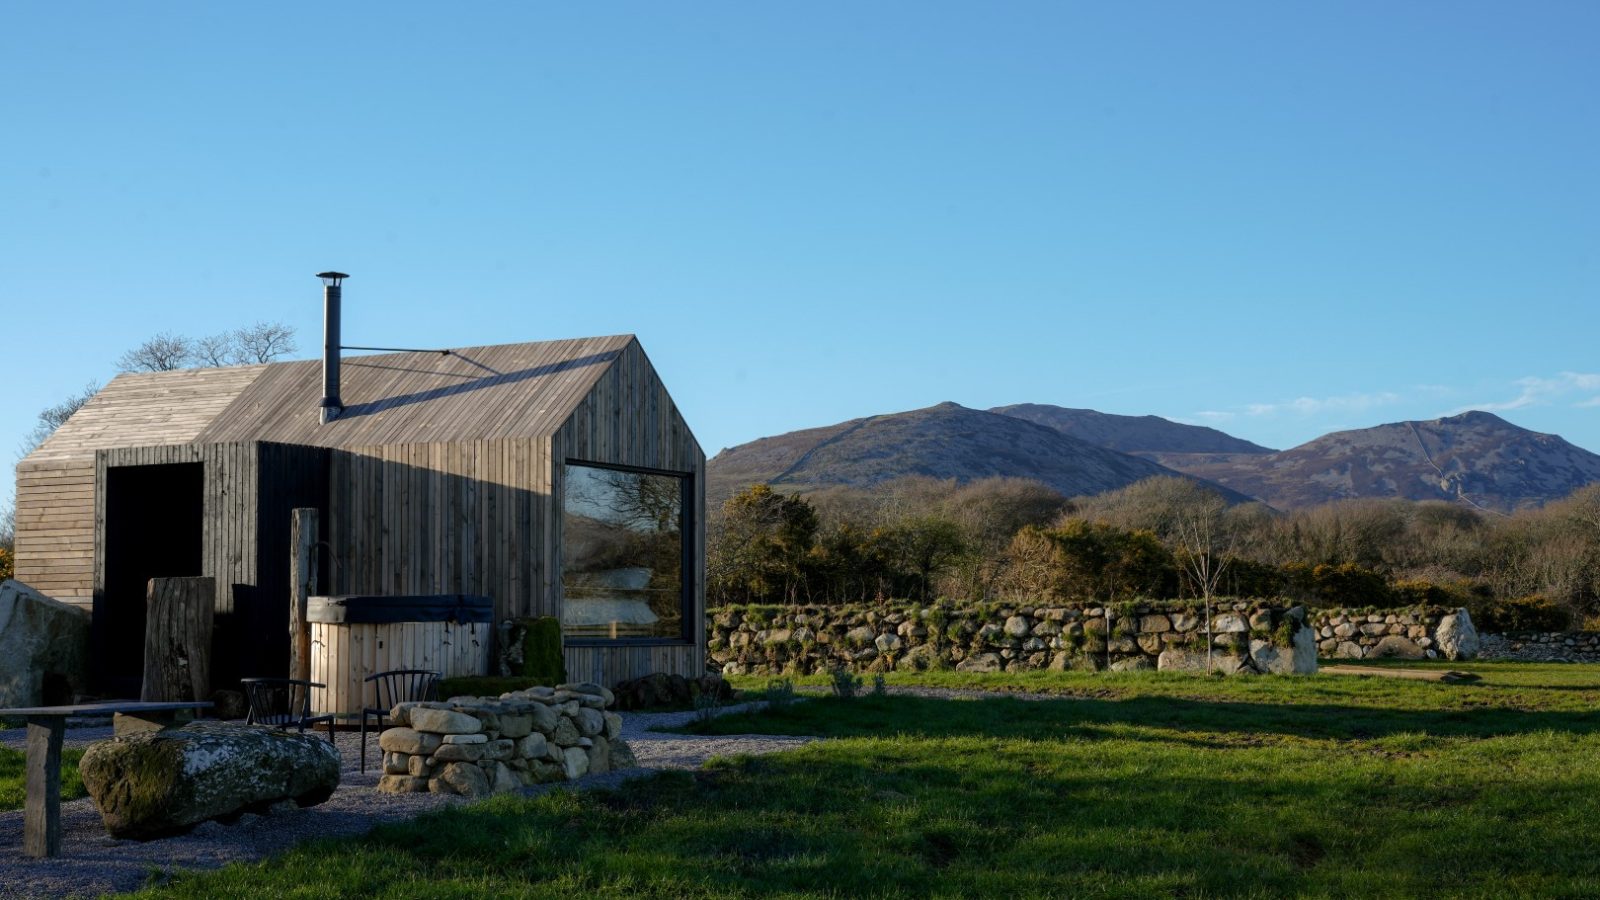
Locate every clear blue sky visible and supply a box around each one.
[3,2,1596,508]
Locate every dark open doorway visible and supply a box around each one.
[99,463,204,696]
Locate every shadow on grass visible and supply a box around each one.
[690,693,1600,743]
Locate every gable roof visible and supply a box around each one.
[24,335,637,463]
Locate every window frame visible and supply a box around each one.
[559,458,695,647]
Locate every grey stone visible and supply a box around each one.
[497,714,535,739]
[516,732,548,759]
[610,738,639,769]
[845,625,877,646]
[1336,641,1365,659]
[1369,635,1426,660]
[377,775,429,794]
[383,752,410,775]
[552,716,581,747]
[441,733,489,745]
[79,722,340,839]
[557,681,616,707]
[433,762,491,798]
[483,739,515,761]
[1212,613,1249,633]
[602,712,624,740]
[1170,613,1201,632]
[432,742,487,763]
[407,754,432,777]
[377,727,443,756]
[1109,656,1153,672]
[0,580,90,708]
[1003,615,1032,639]
[574,707,605,737]
[1436,609,1480,661]
[409,708,483,735]
[955,652,1003,673]
[562,745,590,779]
[487,762,521,794]
[527,702,560,734]
[587,736,611,775]
[1139,614,1172,633]
[874,632,903,653]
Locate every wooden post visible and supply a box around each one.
[23,716,64,858]
[142,577,215,702]
[290,508,319,682]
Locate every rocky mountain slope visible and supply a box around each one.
[1147,411,1600,511]
[707,402,1247,503]
[992,403,1275,455]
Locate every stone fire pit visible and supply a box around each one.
[376,682,637,798]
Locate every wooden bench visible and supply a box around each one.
[0,700,213,858]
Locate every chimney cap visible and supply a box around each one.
[316,271,349,285]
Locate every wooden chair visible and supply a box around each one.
[361,669,441,772]
[240,677,337,743]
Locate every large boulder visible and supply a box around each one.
[1435,609,1480,661]
[0,580,90,707]
[79,722,340,839]
[1369,635,1426,660]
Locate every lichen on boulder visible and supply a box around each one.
[79,722,340,839]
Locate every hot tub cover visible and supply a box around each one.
[306,594,493,625]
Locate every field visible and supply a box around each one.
[120,660,1600,898]
[0,746,85,811]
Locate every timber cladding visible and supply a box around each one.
[14,334,706,690]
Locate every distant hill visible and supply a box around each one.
[1148,411,1600,511]
[992,403,1275,455]
[707,402,1249,503]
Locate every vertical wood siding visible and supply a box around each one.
[325,439,551,624]
[309,619,490,716]
[552,340,707,684]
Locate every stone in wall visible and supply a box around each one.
[376,682,634,797]
[709,601,1317,678]
[1309,607,1479,662]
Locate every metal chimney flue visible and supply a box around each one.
[317,271,348,424]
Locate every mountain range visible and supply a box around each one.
[708,402,1600,512]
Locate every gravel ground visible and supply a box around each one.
[0,701,814,898]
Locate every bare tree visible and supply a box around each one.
[231,321,298,364]
[193,332,235,367]
[116,332,195,372]
[1169,481,1233,673]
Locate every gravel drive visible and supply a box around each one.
[0,701,815,898]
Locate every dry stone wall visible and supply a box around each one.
[1308,607,1479,661]
[375,681,635,798]
[1480,632,1600,663]
[708,600,1318,677]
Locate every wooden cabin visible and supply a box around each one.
[12,335,705,695]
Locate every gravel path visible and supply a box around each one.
[0,702,815,898]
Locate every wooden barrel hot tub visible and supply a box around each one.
[307,594,492,716]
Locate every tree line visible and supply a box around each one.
[709,475,1600,631]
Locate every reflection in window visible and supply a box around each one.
[562,463,686,640]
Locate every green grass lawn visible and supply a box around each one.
[133,662,1600,898]
[0,747,86,811]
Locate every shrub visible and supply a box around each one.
[764,678,797,711]
[829,667,864,699]
[0,547,12,582]
[1469,594,1573,633]
[519,616,567,685]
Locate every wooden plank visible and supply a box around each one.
[22,717,64,858]
[141,577,215,702]
[290,509,318,682]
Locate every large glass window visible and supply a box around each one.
[562,462,688,641]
